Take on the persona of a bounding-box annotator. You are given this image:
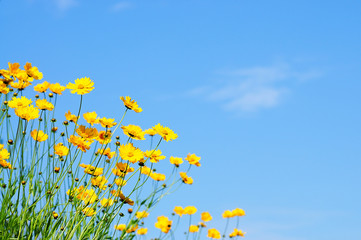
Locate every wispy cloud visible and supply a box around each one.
[54,0,78,11]
[111,1,132,12]
[188,63,320,113]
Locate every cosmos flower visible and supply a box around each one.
[67,77,94,95]
[120,96,142,113]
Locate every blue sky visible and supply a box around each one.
[1,0,361,239]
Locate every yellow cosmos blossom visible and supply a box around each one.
[114,224,126,231]
[15,105,39,121]
[136,228,148,235]
[0,145,11,169]
[169,156,183,167]
[114,178,127,187]
[76,125,98,139]
[144,149,166,163]
[126,225,138,233]
[189,225,199,233]
[154,216,172,233]
[96,130,112,145]
[8,96,32,109]
[31,130,48,142]
[97,147,115,159]
[82,207,96,217]
[65,110,79,123]
[54,143,69,157]
[120,96,142,113]
[67,77,94,95]
[91,176,108,190]
[10,80,31,91]
[0,82,9,94]
[184,206,197,215]
[140,165,152,175]
[121,124,145,140]
[36,99,54,111]
[144,128,157,136]
[100,198,114,207]
[114,162,134,174]
[232,208,245,217]
[0,69,12,84]
[68,187,97,204]
[0,159,12,169]
[173,206,184,217]
[152,123,178,141]
[83,112,99,125]
[69,135,92,152]
[110,190,134,205]
[24,62,43,80]
[185,153,201,167]
[15,70,31,82]
[118,143,144,163]
[99,117,117,128]
[180,172,193,185]
[79,163,103,176]
[67,186,85,199]
[150,172,166,181]
[34,81,50,93]
[201,212,212,222]
[229,229,246,238]
[207,228,221,239]
[135,211,149,219]
[52,211,58,219]
[8,62,20,77]
[49,83,66,95]
[222,210,234,218]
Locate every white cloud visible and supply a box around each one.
[189,63,320,113]
[111,1,132,12]
[54,0,78,10]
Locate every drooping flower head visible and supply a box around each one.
[180,172,193,185]
[31,129,48,142]
[120,96,142,113]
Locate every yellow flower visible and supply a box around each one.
[180,172,193,185]
[169,156,183,167]
[69,135,92,152]
[83,112,99,126]
[67,77,94,95]
[79,163,103,176]
[36,99,54,111]
[184,206,197,215]
[0,159,12,169]
[152,123,178,141]
[0,81,9,94]
[121,124,145,140]
[189,225,199,233]
[31,130,48,142]
[118,143,144,163]
[97,147,115,159]
[0,69,12,84]
[150,172,166,181]
[8,96,32,109]
[207,228,221,239]
[99,117,117,128]
[0,145,10,161]
[91,176,108,190]
[222,210,234,218]
[15,105,39,121]
[126,225,138,233]
[144,128,157,136]
[79,189,98,204]
[173,206,184,217]
[201,212,212,222]
[140,165,152,175]
[96,130,112,145]
[114,178,127,186]
[8,62,20,77]
[65,110,79,123]
[136,228,148,235]
[100,198,114,207]
[136,211,149,219]
[185,153,201,167]
[199,222,207,228]
[54,143,69,156]
[120,96,142,113]
[114,224,126,231]
[232,208,245,217]
[24,62,43,80]
[110,190,134,205]
[144,149,166,163]
[52,211,58,219]
[76,125,98,139]
[154,216,172,233]
[82,207,96,217]
[229,229,245,238]
[10,80,31,91]
[34,81,50,93]
[49,83,66,95]
[114,162,134,173]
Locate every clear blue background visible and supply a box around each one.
[1,0,361,239]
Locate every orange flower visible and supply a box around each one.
[201,212,212,222]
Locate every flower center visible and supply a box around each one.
[78,84,85,89]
